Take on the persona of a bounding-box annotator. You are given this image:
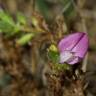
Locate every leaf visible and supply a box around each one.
[17,12,27,25]
[0,10,15,26]
[0,10,19,36]
[36,0,50,21]
[31,16,38,27]
[49,44,58,52]
[17,33,34,45]
[48,50,59,63]
[62,0,76,20]
[0,20,14,33]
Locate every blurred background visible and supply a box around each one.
[0,0,96,96]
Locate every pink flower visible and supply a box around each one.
[58,32,89,65]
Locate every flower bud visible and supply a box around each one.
[58,32,89,65]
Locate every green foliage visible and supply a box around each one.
[62,0,76,20]
[0,20,14,33]
[48,44,70,71]
[48,50,59,63]
[0,10,15,25]
[0,10,37,45]
[17,33,34,45]
[36,0,51,21]
[0,10,15,34]
[17,12,27,25]
[0,10,23,37]
[31,16,39,28]
[48,50,70,71]
[36,0,76,23]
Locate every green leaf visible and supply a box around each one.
[62,0,76,20]
[0,10,18,36]
[48,50,59,63]
[17,12,27,25]
[36,0,50,21]
[0,20,14,33]
[7,23,21,37]
[49,44,58,52]
[17,33,34,45]
[31,16,38,27]
[0,10,15,26]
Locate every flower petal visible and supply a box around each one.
[59,51,73,63]
[58,32,84,52]
[66,56,81,65]
[72,33,89,58]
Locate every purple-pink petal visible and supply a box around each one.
[60,50,81,65]
[58,32,84,52]
[58,32,89,65]
[72,34,89,58]
[66,57,81,65]
[59,51,73,63]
